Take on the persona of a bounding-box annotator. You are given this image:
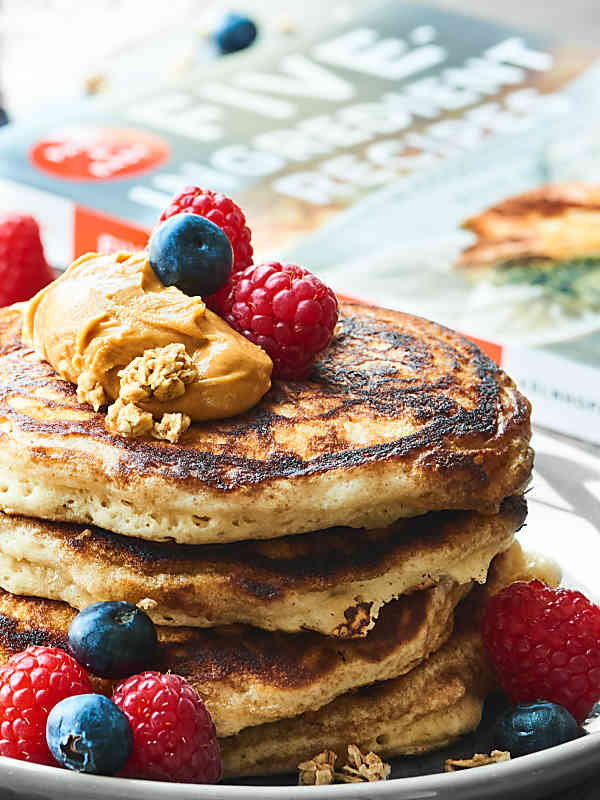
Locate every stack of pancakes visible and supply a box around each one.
[0,300,536,779]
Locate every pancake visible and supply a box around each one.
[0,301,532,545]
[0,580,468,737]
[220,623,493,778]
[0,498,524,635]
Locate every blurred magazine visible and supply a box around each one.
[0,0,599,444]
[285,65,600,445]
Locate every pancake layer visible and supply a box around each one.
[220,624,492,778]
[0,302,532,544]
[0,498,523,634]
[0,581,468,737]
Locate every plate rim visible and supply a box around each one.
[1,731,599,799]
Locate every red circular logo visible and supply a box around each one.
[29,126,170,182]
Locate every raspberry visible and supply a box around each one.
[210,262,339,380]
[0,646,93,765]
[0,214,55,307]
[483,580,600,723]
[113,671,221,783]
[158,186,253,274]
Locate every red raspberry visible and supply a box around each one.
[483,580,600,723]
[113,671,221,784]
[0,214,55,307]
[0,646,92,765]
[158,186,253,273]
[210,262,339,380]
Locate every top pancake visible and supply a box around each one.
[0,301,532,544]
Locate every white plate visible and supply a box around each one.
[1,429,599,800]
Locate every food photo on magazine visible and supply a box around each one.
[0,1,598,799]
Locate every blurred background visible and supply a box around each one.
[0,0,598,122]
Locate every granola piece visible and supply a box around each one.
[118,343,197,404]
[105,400,190,444]
[106,398,154,438]
[445,750,510,772]
[339,745,391,783]
[152,412,191,444]
[136,598,158,612]
[298,751,337,786]
[77,370,108,411]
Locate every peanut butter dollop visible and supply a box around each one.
[22,251,273,433]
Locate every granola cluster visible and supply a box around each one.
[118,343,197,404]
[103,344,197,443]
[153,411,191,443]
[298,751,336,786]
[106,400,190,444]
[298,746,391,786]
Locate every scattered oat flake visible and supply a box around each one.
[445,750,510,772]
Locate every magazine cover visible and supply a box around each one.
[0,0,597,268]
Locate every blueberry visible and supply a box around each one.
[494,701,580,757]
[213,12,258,54]
[68,600,158,679]
[46,694,132,775]
[149,213,233,297]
